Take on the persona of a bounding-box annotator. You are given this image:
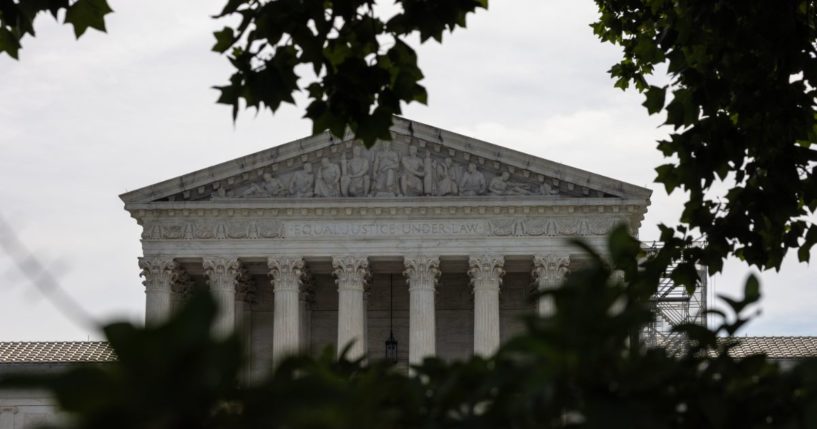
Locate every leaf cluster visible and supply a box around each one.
[5,227,817,429]
[0,0,112,59]
[211,0,486,146]
[592,0,817,286]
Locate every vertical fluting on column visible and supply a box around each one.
[332,256,370,360]
[531,255,570,317]
[404,256,441,365]
[138,256,177,326]
[268,257,306,363]
[203,256,241,337]
[468,255,505,357]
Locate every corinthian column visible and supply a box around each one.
[203,256,241,337]
[404,256,440,365]
[138,256,177,326]
[268,257,306,362]
[532,255,570,317]
[332,256,370,360]
[468,255,505,356]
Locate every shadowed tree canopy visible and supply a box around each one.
[5,229,817,428]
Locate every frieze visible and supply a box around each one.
[286,221,486,238]
[140,215,630,241]
[160,136,615,202]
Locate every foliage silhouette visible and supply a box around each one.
[4,227,817,428]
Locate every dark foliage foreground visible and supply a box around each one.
[3,227,817,429]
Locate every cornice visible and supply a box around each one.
[126,197,648,223]
[119,117,652,205]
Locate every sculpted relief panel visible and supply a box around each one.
[140,215,630,241]
[166,137,611,202]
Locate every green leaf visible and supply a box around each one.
[642,85,666,114]
[0,27,21,59]
[64,0,113,38]
[212,27,235,53]
[744,274,761,304]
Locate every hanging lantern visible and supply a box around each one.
[385,330,398,361]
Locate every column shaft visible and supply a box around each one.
[532,255,570,317]
[269,257,306,362]
[469,255,505,356]
[404,256,440,365]
[138,256,177,326]
[333,256,370,360]
[203,257,241,337]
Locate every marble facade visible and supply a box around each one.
[121,118,651,372]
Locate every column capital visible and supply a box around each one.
[403,255,441,292]
[268,256,306,292]
[468,255,505,291]
[202,256,241,290]
[332,256,370,291]
[532,254,570,284]
[138,256,177,291]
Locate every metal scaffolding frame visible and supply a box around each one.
[640,242,708,349]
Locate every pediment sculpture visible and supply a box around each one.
[211,139,580,200]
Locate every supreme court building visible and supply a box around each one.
[4,118,817,429]
[119,117,651,374]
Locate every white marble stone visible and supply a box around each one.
[120,119,651,372]
[532,254,570,317]
[202,256,241,337]
[268,257,306,363]
[404,256,440,365]
[468,255,505,356]
[138,256,177,326]
[333,256,370,360]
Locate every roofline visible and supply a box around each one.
[119,117,653,205]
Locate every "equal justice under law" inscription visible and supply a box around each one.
[286,221,487,238]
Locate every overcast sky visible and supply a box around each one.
[1,0,814,341]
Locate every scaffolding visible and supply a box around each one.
[640,241,708,350]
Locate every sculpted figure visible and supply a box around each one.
[446,157,464,185]
[459,162,487,196]
[400,145,429,196]
[340,146,371,197]
[434,158,458,196]
[372,141,400,196]
[489,171,533,195]
[289,163,315,197]
[314,157,341,197]
[240,173,286,197]
[541,180,560,195]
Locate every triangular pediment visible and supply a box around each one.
[120,117,651,205]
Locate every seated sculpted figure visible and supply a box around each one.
[289,162,315,197]
[372,141,400,196]
[489,171,533,195]
[399,145,428,196]
[459,162,486,196]
[240,173,287,197]
[340,145,371,197]
[315,157,341,197]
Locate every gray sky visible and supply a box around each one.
[1,0,814,341]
